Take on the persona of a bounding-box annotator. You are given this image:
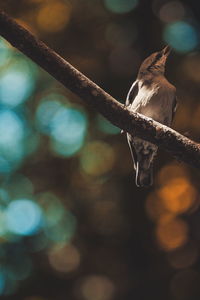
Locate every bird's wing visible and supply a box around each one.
[125,80,139,107]
[127,135,158,187]
[172,96,178,120]
[127,134,138,169]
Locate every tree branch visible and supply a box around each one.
[0,10,199,169]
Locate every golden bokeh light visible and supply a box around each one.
[36,1,72,33]
[80,141,116,177]
[156,215,188,251]
[158,177,196,214]
[48,243,80,273]
[80,275,115,300]
[156,163,188,185]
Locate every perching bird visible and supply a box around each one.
[125,45,177,187]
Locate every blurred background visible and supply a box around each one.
[0,0,200,299]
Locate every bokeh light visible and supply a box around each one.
[50,107,87,143]
[0,110,24,144]
[156,215,188,251]
[80,141,116,176]
[0,109,25,173]
[50,106,88,157]
[80,275,115,300]
[0,210,8,238]
[5,199,43,236]
[48,243,80,273]
[156,163,188,185]
[0,188,9,205]
[96,115,120,135]
[159,1,185,23]
[35,98,62,134]
[36,98,88,157]
[163,21,199,53]
[104,0,138,14]
[0,39,11,67]
[44,211,77,243]
[158,177,197,214]
[38,192,65,227]
[5,174,34,199]
[36,1,72,33]
[0,58,37,107]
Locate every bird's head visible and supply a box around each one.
[138,45,171,77]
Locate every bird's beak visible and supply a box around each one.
[159,45,171,65]
[162,45,171,57]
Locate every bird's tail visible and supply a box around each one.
[135,161,153,188]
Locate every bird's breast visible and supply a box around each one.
[130,80,174,125]
[131,83,158,109]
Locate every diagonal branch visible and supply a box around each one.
[0,10,200,169]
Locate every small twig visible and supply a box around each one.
[0,10,200,169]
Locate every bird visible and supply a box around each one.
[125,45,177,187]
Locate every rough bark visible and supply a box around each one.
[0,10,200,169]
